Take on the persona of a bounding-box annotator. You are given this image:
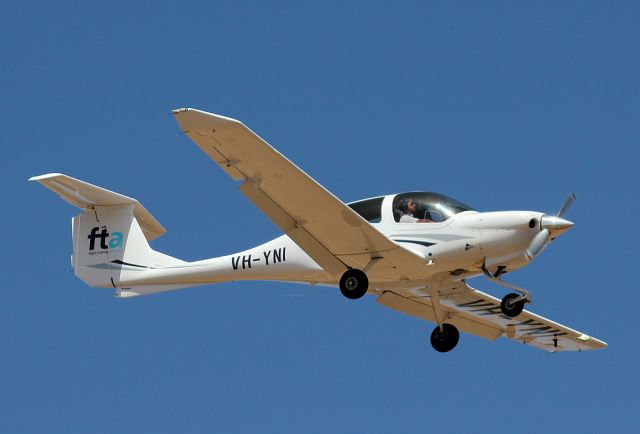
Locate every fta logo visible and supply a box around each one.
[87,227,124,251]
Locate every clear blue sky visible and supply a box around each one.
[2,1,638,432]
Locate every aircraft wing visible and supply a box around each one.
[378,280,607,352]
[173,108,428,278]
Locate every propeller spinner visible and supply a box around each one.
[525,193,576,261]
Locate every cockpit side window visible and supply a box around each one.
[348,197,384,223]
[393,192,474,223]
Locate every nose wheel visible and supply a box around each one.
[339,269,369,299]
[430,323,459,352]
[500,293,525,317]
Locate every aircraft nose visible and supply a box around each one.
[540,215,574,237]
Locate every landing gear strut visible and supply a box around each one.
[430,323,459,352]
[339,269,368,299]
[481,262,531,318]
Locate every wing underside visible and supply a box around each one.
[173,108,430,280]
[378,280,607,352]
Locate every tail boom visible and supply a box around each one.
[32,174,331,297]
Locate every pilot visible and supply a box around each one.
[400,198,431,223]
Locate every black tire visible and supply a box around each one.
[430,323,459,353]
[339,269,368,300]
[501,293,525,317]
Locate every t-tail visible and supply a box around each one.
[29,174,190,298]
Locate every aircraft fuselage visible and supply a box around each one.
[114,194,553,294]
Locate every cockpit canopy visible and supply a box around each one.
[347,192,474,224]
[392,192,474,223]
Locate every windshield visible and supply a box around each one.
[392,192,474,223]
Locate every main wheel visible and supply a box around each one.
[339,269,368,300]
[501,293,525,317]
[430,323,459,353]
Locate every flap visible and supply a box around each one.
[378,291,503,341]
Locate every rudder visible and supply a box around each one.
[73,204,155,288]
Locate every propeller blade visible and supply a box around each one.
[525,229,550,261]
[557,192,576,218]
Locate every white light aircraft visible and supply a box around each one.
[31,108,606,353]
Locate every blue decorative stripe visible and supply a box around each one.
[86,260,150,271]
[111,259,149,268]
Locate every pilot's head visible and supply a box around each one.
[401,198,416,214]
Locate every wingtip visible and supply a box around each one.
[171,108,242,128]
[28,173,65,182]
[172,107,190,115]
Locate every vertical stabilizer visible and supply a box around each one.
[72,204,169,288]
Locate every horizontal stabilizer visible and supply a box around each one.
[29,173,165,240]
